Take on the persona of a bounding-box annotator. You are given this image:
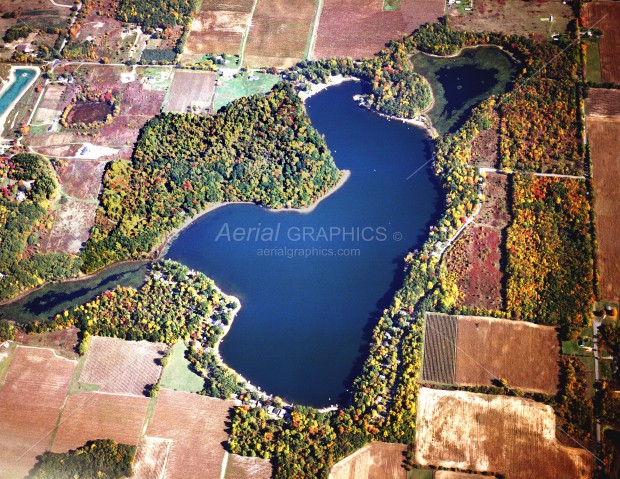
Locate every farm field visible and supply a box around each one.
[435,473,494,479]
[443,172,509,311]
[78,336,166,395]
[224,454,273,479]
[40,199,98,254]
[213,71,280,111]
[132,436,172,479]
[183,0,254,59]
[328,442,407,479]
[159,341,204,393]
[0,346,76,479]
[146,389,235,479]
[14,328,79,360]
[584,2,620,84]
[53,159,107,202]
[449,0,571,38]
[314,0,445,60]
[415,388,593,479]
[243,0,316,68]
[587,89,620,303]
[50,391,149,453]
[422,314,560,394]
[163,70,218,114]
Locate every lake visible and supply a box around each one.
[0,68,37,119]
[167,81,443,406]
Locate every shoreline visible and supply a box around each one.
[298,75,360,102]
[0,66,40,135]
[416,43,517,62]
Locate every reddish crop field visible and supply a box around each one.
[329,442,407,479]
[244,0,316,68]
[51,392,149,453]
[584,2,620,84]
[184,0,254,57]
[454,315,560,394]
[314,0,445,60]
[587,91,620,303]
[415,388,593,479]
[54,159,107,201]
[67,101,112,124]
[79,337,166,396]
[132,437,172,479]
[444,172,510,311]
[146,390,235,479]
[0,346,76,478]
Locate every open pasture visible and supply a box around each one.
[0,346,76,479]
[243,0,316,68]
[15,328,79,360]
[415,388,593,479]
[422,314,560,394]
[314,0,445,60]
[584,1,620,84]
[449,0,572,38]
[78,336,166,396]
[164,70,217,114]
[224,454,273,479]
[328,442,407,479]
[443,172,509,311]
[132,436,172,479]
[587,90,620,303]
[146,389,234,479]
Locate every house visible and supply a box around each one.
[15,44,34,54]
[1,341,9,349]
[16,191,26,202]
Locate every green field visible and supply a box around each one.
[408,469,434,479]
[159,342,204,393]
[585,39,602,84]
[213,72,280,112]
[562,326,594,356]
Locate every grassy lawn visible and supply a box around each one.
[562,326,594,356]
[585,39,602,84]
[159,342,204,393]
[383,0,402,11]
[213,71,280,112]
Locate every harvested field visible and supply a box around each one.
[415,388,593,479]
[0,346,76,479]
[31,84,67,125]
[79,336,166,396]
[435,472,494,479]
[132,437,172,479]
[454,315,560,394]
[422,313,457,384]
[225,454,273,479]
[443,172,510,311]
[449,0,572,38]
[587,93,620,303]
[146,389,234,479]
[314,0,445,60]
[164,70,217,114]
[328,442,407,479]
[15,327,79,360]
[55,159,106,201]
[40,198,98,254]
[584,2,620,84]
[51,392,148,453]
[244,0,316,68]
[184,0,254,56]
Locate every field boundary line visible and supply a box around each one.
[306,0,324,61]
[220,450,229,479]
[239,0,261,67]
[16,344,78,363]
[0,343,17,388]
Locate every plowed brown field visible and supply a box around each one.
[329,442,407,479]
[584,2,620,83]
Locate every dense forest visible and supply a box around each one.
[117,0,198,31]
[81,83,341,272]
[29,440,135,479]
[506,174,594,338]
[0,154,80,301]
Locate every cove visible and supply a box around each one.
[166,81,443,407]
[0,262,149,324]
[413,46,516,133]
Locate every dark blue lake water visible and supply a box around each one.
[166,81,443,406]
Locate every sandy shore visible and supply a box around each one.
[0,66,40,135]
[298,75,360,102]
